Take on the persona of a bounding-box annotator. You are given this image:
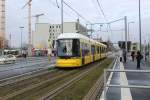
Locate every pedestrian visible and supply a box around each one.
[145,51,147,62]
[131,51,135,61]
[48,48,52,62]
[136,51,143,69]
[123,49,127,63]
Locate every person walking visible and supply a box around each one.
[123,49,127,63]
[131,51,135,61]
[48,48,52,62]
[136,51,143,69]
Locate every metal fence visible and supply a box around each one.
[103,69,150,100]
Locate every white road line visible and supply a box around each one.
[120,62,132,100]
[100,58,118,100]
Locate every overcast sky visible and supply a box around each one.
[5,0,150,47]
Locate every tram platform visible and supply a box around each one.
[100,57,150,100]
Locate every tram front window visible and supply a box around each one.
[57,39,80,57]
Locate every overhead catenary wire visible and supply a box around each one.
[96,0,107,21]
[96,0,113,39]
[63,0,91,24]
[49,0,91,24]
[48,0,76,19]
[49,0,85,22]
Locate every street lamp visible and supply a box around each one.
[128,21,134,41]
[19,26,24,54]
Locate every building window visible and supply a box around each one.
[50,26,51,28]
[52,26,54,28]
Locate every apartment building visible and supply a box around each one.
[33,21,87,50]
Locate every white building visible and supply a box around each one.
[33,21,87,50]
[49,24,61,48]
[63,22,87,35]
[33,23,50,49]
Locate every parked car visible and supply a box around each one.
[0,54,16,64]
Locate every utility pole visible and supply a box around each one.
[61,0,63,34]
[9,33,11,49]
[22,0,32,56]
[139,0,142,52]
[86,24,88,35]
[90,24,92,39]
[124,16,128,52]
[77,18,80,33]
[128,21,134,41]
[20,27,24,55]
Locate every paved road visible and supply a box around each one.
[0,56,56,80]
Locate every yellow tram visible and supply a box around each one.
[55,33,107,68]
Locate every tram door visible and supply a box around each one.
[91,45,95,61]
[81,43,85,65]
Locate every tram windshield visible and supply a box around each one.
[57,39,80,57]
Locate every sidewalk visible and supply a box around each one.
[124,59,150,100]
[101,57,150,100]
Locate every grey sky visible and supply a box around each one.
[5,0,150,47]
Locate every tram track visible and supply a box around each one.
[0,57,49,68]
[83,57,117,100]
[0,60,55,82]
[0,65,54,87]
[0,68,62,99]
[0,58,113,100]
[41,62,99,100]
[0,60,53,72]
[1,69,78,100]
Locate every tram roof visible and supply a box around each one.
[57,33,107,47]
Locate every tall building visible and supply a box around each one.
[33,23,50,49]
[49,22,87,48]
[0,0,5,49]
[49,24,61,48]
[63,22,87,35]
[33,21,87,50]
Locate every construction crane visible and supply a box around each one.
[0,0,6,49]
[22,0,32,56]
[32,13,44,23]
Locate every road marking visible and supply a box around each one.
[100,58,117,100]
[120,62,132,100]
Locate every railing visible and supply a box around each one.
[103,69,150,100]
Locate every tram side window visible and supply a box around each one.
[99,47,101,54]
[72,39,80,57]
[103,48,105,53]
[81,43,91,56]
[103,48,104,53]
[91,45,95,55]
[97,46,99,54]
[101,47,103,53]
